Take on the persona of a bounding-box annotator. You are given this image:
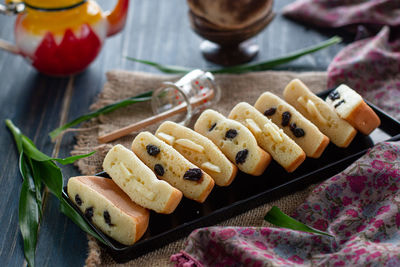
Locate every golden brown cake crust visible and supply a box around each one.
[163,189,184,214]
[74,176,149,218]
[197,178,215,203]
[249,147,271,176]
[69,176,150,245]
[346,101,381,135]
[224,165,239,187]
[341,128,358,148]
[311,135,330,158]
[285,152,306,173]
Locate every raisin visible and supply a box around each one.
[146,144,160,156]
[209,123,217,131]
[154,164,165,176]
[293,127,305,137]
[104,211,113,226]
[289,122,305,137]
[264,107,277,116]
[183,168,203,181]
[75,194,83,206]
[328,89,340,100]
[334,99,345,108]
[225,129,238,139]
[281,111,291,126]
[85,207,94,222]
[235,149,248,164]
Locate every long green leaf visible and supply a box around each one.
[49,91,153,139]
[126,57,192,74]
[31,160,63,199]
[264,206,333,237]
[127,36,342,74]
[60,198,107,245]
[20,136,51,161]
[212,36,341,73]
[21,155,43,217]
[19,154,40,267]
[6,119,101,267]
[51,151,96,165]
[5,119,23,153]
[20,135,96,164]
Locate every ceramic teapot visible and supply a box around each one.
[0,0,129,76]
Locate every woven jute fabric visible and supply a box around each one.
[71,70,327,267]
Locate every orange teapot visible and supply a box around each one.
[0,0,129,76]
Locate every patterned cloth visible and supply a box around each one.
[327,26,400,120]
[282,0,400,120]
[282,0,400,34]
[171,142,400,266]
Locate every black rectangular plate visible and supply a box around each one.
[62,89,400,263]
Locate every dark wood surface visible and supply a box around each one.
[0,0,346,266]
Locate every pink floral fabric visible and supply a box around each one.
[282,1,400,120]
[282,0,400,33]
[171,142,400,266]
[327,26,400,120]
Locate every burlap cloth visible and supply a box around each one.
[71,70,327,267]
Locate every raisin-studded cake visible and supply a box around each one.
[254,92,329,158]
[67,176,149,245]
[131,132,215,203]
[103,145,183,214]
[156,121,238,186]
[284,79,357,148]
[194,109,271,176]
[229,102,306,172]
[326,84,380,135]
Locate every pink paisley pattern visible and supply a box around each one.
[282,0,400,32]
[327,26,400,120]
[282,0,400,120]
[171,142,400,266]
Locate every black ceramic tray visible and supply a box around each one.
[62,90,400,263]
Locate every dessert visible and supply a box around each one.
[131,132,215,203]
[283,79,357,148]
[229,102,306,172]
[103,145,183,214]
[254,92,329,158]
[326,84,380,135]
[67,176,149,246]
[194,109,271,175]
[156,121,238,186]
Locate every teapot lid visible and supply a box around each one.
[22,0,85,9]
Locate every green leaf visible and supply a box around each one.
[127,36,342,74]
[60,198,107,245]
[19,155,40,267]
[31,160,62,199]
[49,91,153,139]
[51,151,96,165]
[126,57,192,74]
[264,206,333,237]
[6,119,103,267]
[20,155,43,217]
[20,135,96,165]
[212,36,342,74]
[5,119,23,153]
[21,136,51,161]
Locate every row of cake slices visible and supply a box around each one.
[67,79,381,245]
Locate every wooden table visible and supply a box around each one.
[0,0,345,266]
